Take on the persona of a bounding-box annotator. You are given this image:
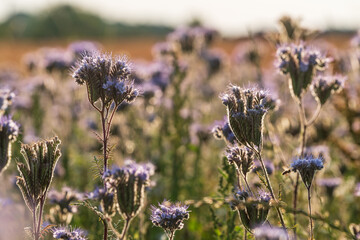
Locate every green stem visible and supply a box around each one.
[308,187,314,240]
[257,152,287,232]
[120,218,132,240]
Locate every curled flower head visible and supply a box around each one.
[72,53,138,106]
[103,160,155,219]
[253,225,288,240]
[290,155,324,189]
[229,189,271,231]
[87,187,116,217]
[221,86,271,149]
[212,117,236,144]
[53,227,87,240]
[311,75,346,105]
[226,146,254,177]
[150,200,190,237]
[275,43,330,99]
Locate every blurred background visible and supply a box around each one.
[1,1,360,240]
[0,0,359,65]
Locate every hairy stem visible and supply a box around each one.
[120,218,132,240]
[103,219,108,240]
[293,100,307,238]
[257,152,287,232]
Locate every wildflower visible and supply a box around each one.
[290,155,324,189]
[226,146,254,177]
[221,86,272,150]
[167,27,196,53]
[253,225,288,240]
[16,136,61,240]
[150,200,190,240]
[212,117,236,144]
[53,227,87,240]
[311,75,346,105]
[349,223,360,240]
[275,43,330,100]
[0,115,20,174]
[72,53,138,105]
[48,187,84,225]
[87,187,116,217]
[103,160,155,220]
[229,189,271,231]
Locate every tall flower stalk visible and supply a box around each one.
[16,136,61,240]
[72,53,138,240]
[276,43,344,237]
[221,86,287,232]
[290,155,324,239]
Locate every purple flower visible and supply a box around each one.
[72,53,138,105]
[311,75,346,105]
[275,43,331,99]
[150,200,190,235]
[290,155,324,188]
[53,227,87,240]
[212,116,236,144]
[0,115,19,142]
[0,89,15,113]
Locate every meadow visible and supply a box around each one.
[0,16,359,240]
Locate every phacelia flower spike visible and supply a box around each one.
[72,52,138,106]
[276,43,330,100]
[48,187,84,225]
[226,146,254,177]
[103,160,155,220]
[0,115,20,174]
[290,155,324,189]
[53,227,87,240]
[150,200,190,240]
[221,86,272,150]
[311,75,346,105]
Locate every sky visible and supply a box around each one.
[0,0,360,36]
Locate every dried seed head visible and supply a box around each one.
[150,200,190,236]
[290,155,324,189]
